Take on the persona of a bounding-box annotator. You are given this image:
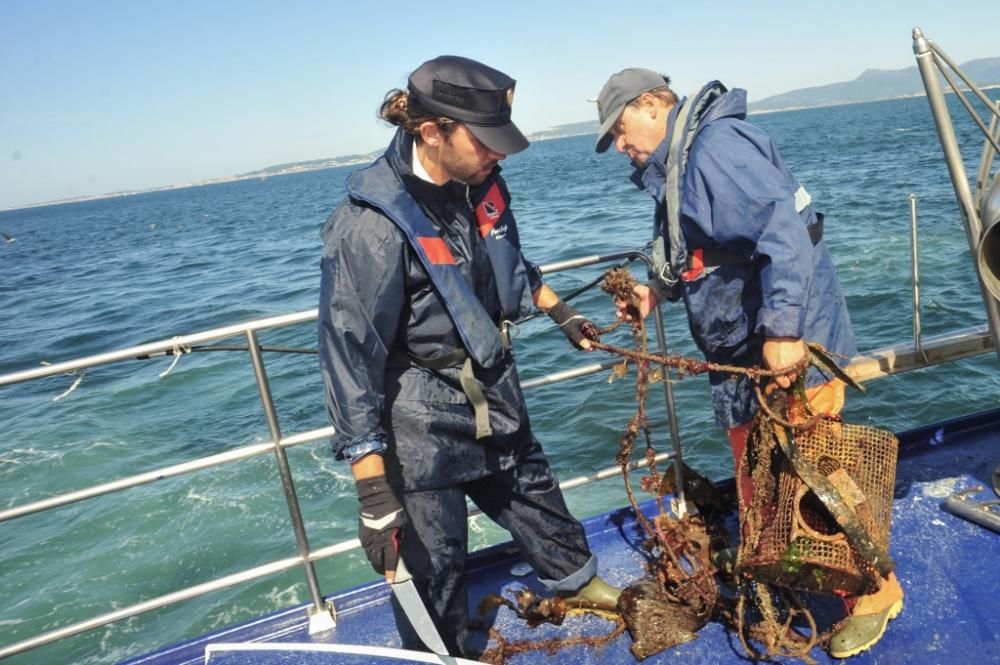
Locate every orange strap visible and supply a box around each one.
[417,236,457,265]
[681,248,704,281]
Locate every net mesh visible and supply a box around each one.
[737,417,899,596]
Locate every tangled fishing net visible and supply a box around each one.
[479,267,899,664]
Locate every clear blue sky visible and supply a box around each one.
[2,0,998,210]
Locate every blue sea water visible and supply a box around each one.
[1,94,999,664]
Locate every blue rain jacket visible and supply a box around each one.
[318,130,548,491]
[636,82,857,428]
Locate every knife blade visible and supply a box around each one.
[390,555,450,656]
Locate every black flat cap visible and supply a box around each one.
[408,55,529,155]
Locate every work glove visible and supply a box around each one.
[355,475,406,575]
[547,299,600,349]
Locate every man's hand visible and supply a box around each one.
[615,284,658,322]
[355,474,406,581]
[547,300,600,351]
[762,337,807,389]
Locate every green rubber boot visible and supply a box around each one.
[559,575,621,607]
[827,598,903,658]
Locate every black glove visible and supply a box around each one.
[547,299,600,349]
[356,475,406,575]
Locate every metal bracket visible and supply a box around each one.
[943,485,1000,533]
[307,600,337,634]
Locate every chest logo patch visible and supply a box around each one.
[475,183,507,238]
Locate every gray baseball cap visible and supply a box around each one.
[594,68,670,153]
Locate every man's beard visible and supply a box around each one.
[440,144,494,185]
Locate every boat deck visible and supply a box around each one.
[125,408,1000,665]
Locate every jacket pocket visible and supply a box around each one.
[683,270,752,353]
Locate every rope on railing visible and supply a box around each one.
[159,336,192,378]
[39,361,86,401]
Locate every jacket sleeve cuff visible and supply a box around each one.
[756,305,805,338]
[525,259,544,295]
[334,433,388,464]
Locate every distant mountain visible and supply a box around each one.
[526,120,599,141]
[517,58,1000,141]
[749,57,1000,112]
[239,150,382,178]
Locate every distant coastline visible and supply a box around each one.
[3,152,383,213]
[6,76,998,213]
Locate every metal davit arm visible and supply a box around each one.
[912,27,1000,362]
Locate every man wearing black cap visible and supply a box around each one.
[592,70,903,658]
[318,55,618,657]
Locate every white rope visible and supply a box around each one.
[159,336,191,378]
[41,361,86,402]
[53,370,84,401]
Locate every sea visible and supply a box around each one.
[2,93,999,665]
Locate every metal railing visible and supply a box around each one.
[2,247,997,662]
[0,249,688,660]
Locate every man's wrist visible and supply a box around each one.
[351,452,386,481]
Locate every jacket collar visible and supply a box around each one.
[630,102,683,200]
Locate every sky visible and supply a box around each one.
[2,0,999,210]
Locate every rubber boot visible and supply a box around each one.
[558,575,621,607]
[828,573,904,658]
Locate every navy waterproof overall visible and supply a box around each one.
[318,130,595,656]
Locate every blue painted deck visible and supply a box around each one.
[125,408,1000,665]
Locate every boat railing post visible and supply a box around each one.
[245,329,336,633]
[631,252,688,514]
[909,194,929,363]
[912,27,1000,362]
[650,304,688,515]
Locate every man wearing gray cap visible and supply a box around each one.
[592,69,902,658]
[318,55,617,657]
